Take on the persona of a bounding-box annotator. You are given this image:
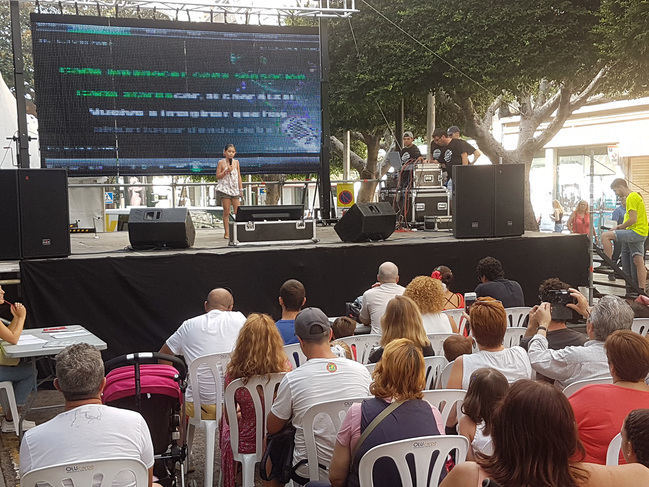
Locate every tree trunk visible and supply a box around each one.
[357,133,381,202]
[264,174,284,205]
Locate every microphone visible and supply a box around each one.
[227,158,232,166]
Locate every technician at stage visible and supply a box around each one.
[437,130,479,192]
[216,144,244,239]
[399,131,422,164]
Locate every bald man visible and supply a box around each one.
[159,288,245,418]
[359,262,405,334]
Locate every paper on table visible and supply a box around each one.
[15,334,48,345]
[48,331,91,339]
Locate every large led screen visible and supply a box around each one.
[31,14,322,175]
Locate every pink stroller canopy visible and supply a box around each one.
[103,364,183,404]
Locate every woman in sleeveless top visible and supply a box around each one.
[567,200,591,235]
[216,144,243,239]
[458,368,508,460]
[404,276,457,333]
[440,380,649,487]
[552,199,565,233]
[327,338,444,487]
[432,266,465,310]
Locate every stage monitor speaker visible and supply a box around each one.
[0,169,71,260]
[494,164,525,237]
[452,165,495,239]
[128,208,195,250]
[334,202,396,242]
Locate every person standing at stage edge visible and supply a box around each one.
[216,143,244,240]
[602,178,649,292]
[438,127,480,193]
[398,132,422,191]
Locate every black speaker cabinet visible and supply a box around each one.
[452,165,495,238]
[494,164,525,237]
[334,202,396,242]
[0,169,70,260]
[128,208,195,250]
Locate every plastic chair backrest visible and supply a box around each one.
[302,396,371,481]
[339,335,381,364]
[21,458,148,487]
[606,432,622,466]
[442,309,465,333]
[224,373,286,463]
[422,389,466,426]
[505,307,532,327]
[426,333,455,356]
[632,318,649,337]
[358,435,469,487]
[436,361,454,389]
[284,343,307,368]
[503,327,526,348]
[365,363,376,375]
[188,352,230,421]
[423,356,448,390]
[562,376,613,398]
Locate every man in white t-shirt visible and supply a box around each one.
[20,344,155,487]
[267,307,372,482]
[159,288,246,417]
[359,262,405,334]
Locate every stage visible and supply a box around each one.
[12,228,588,358]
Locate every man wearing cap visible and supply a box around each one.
[267,307,371,483]
[447,126,482,162]
[437,130,480,192]
[399,131,422,165]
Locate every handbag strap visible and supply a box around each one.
[351,399,405,460]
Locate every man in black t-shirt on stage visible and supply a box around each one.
[398,131,422,190]
[437,130,478,192]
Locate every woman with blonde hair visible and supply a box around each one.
[567,200,591,235]
[367,295,433,363]
[551,199,565,233]
[327,339,444,487]
[220,313,291,487]
[405,275,457,333]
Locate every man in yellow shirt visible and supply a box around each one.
[602,178,648,291]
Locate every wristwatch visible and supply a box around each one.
[537,326,548,332]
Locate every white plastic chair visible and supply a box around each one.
[224,373,286,487]
[632,318,649,337]
[505,307,532,327]
[562,376,613,398]
[284,343,308,368]
[436,361,454,389]
[442,309,465,333]
[358,435,469,487]
[339,335,381,364]
[426,333,455,356]
[0,381,21,437]
[503,327,527,348]
[422,389,466,426]
[21,458,148,487]
[187,352,230,487]
[365,363,376,374]
[423,356,448,390]
[606,432,623,466]
[302,396,371,481]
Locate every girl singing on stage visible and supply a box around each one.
[216,144,244,239]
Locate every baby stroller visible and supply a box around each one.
[104,352,187,487]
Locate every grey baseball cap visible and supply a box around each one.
[403,131,414,138]
[447,126,461,136]
[294,307,331,341]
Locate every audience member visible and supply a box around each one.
[359,262,405,335]
[327,339,443,487]
[431,265,465,310]
[527,293,633,389]
[443,335,473,363]
[447,298,532,391]
[367,296,433,364]
[459,368,509,460]
[0,286,36,432]
[440,380,649,486]
[20,344,155,487]
[276,279,306,345]
[567,200,591,235]
[404,276,456,333]
[570,330,649,464]
[520,278,587,351]
[330,340,352,360]
[220,313,291,487]
[331,316,356,339]
[267,308,371,483]
[622,409,649,468]
[630,298,649,318]
[474,257,525,308]
[159,288,246,419]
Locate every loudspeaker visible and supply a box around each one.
[452,165,495,238]
[128,208,195,250]
[334,202,396,242]
[494,164,525,236]
[0,169,70,260]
